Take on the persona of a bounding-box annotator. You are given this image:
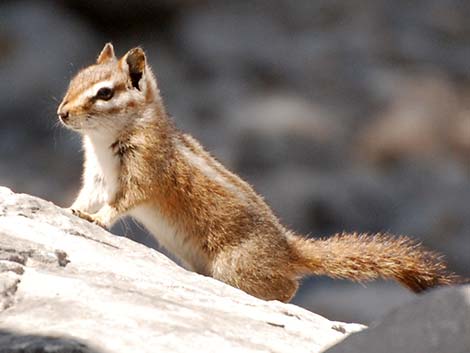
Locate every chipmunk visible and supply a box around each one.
[57,43,462,302]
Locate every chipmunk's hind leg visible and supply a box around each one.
[211,238,300,302]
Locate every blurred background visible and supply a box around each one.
[1,0,469,324]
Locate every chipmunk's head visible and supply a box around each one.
[57,43,162,133]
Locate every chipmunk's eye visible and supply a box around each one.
[95,87,114,101]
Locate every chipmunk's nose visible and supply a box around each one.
[57,102,70,122]
[58,110,69,122]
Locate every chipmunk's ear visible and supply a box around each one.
[121,47,159,102]
[122,47,146,90]
[97,43,116,64]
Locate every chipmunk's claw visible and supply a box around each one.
[69,208,108,229]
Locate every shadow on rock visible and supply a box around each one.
[0,329,105,353]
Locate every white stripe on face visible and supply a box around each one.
[73,80,116,107]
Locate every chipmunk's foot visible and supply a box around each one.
[69,208,108,229]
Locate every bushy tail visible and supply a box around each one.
[291,232,463,292]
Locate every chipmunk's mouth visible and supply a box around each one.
[58,113,83,131]
[58,114,75,129]
[59,113,104,132]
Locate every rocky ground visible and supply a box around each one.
[1,187,469,353]
[1,0,470,323]
[0,187,365,353]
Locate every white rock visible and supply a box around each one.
[0,186,364,353]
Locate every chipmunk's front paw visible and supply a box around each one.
[90,218,108,230]
[70,208,92,221]
[70,209,108,229]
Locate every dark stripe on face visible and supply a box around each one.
[66,71,114,103]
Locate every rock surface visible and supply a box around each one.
[0,186,364,353]
[324,285,470,353]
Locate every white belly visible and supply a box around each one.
[129,204,207,273]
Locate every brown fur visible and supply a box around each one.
[57,44,464,303]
